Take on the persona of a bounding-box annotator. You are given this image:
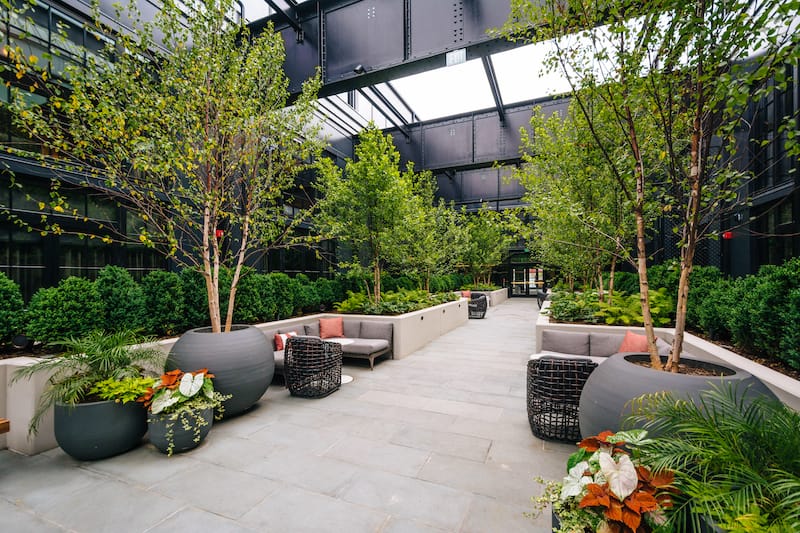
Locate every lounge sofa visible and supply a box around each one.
[526,329,672,441]
[265,317,393,373]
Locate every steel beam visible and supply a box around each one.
[481,55,505,123]
[249,0,521,98]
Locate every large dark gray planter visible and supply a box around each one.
[54,400,147,461]
[579,353,777,438]
[167,325,274,417]
[148,406,213,455]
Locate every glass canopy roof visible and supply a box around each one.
[241,0,571,127]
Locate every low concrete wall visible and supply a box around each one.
[156,299,469,361]
[474,288,508,307]
[536,302,800,412]
[0,357,58,455]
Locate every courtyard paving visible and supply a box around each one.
[0,298,573,532]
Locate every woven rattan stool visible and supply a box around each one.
[285,336,343,398]
[527,356,598,442]
[468,294,488,319]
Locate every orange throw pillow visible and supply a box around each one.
[319,317,344,339]
[273,331,297,351]
[618,330,649,352]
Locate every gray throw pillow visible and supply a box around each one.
[305,322,320,337]
[343,319,360,338]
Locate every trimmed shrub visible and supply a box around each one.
[94,265,146,332]
[0,272,25,343]
[746,259,800,366]
[230,269,264,324]
[291,273,320,314]
[26,277,104,344]
[684,266,723,329]
[314,277,336,311]
[180,268,210,330]
[781,289,800,369]
[647,260,680,295]
[268,272,294,319]
[696,277,736,340]
[141,271,184,336]
[251,273,278,322]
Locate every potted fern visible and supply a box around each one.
[12,330,165,461]
[139,369,229,456]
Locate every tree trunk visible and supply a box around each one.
[373,254,381,304]
[596,267,605,303]
[670,3,706,371]
[224,215,251,333]
[202,206,222,333]
[608,256,617,300]
[626,105,662,370]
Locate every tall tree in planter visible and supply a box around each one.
[315,125,413,304]
[502,0,799,370]
[4,0,323,333]
[460,206,516,286]
[516,102,647,298]
[386,173,468,292]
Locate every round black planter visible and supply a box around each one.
[166,325,274,418]
[579,353,777,438]
[54,400,147,461]
[148,407,213,455]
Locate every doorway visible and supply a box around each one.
[510,266,544,297]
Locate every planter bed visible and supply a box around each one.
[535,301,800,411]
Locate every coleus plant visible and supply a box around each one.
[550,430,677,533]
[139,369,221,415]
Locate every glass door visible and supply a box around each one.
[511,266,544,297]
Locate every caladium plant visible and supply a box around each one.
[139,369,225,416]
[534,430,677,533]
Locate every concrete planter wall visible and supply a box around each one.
[536,302,800,412]
[0,357,57,455]
[155,299,469,361]
[473,288,508,307]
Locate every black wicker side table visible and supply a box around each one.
[527,356,598,442]
[285,336,343,398]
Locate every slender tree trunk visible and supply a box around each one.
[596,266,605,303]
[203,205,222,333]
[626,105,662,370]
[608,256,617,300]
[373,254,381,304]
[670,1,706,371]
[224,214,251,333]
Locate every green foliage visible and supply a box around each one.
[630,385,800,532]
[313,277,337,311]
[26,277,104,344]
[180,268,211,329]
[251,273,278,321]
[0,272,24,343]
[5,0,324,332]
[696,278,736,340]
[89,376,156,405]
[610,272,640,297]
[314,125,414,303]
[291,274,321,314]
[461,283,500,291]
[684,266,724,329]
[334,289,458,315]
[229,269,263,324]
[647,261,681,297]
[141,271,184,336]
[460,206,516,286]
[94,265,146,332]
[544,291,600,324]
[11,329,164,434]
[595,289,674,327]
[268,272,294,319]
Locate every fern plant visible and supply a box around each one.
[12,329,165,434]
[628,384,800,532]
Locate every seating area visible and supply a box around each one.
[0,299,569,532]
[467,293,488,319]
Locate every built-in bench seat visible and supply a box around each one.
[265,318,393,372]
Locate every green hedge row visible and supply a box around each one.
[609,259,800,370]
[0,267,348,345]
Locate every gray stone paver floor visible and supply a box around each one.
[0,299,573,532]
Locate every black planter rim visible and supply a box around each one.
[185,324,253,334]
[622,353,737,377]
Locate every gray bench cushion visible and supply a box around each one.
[589,333,625,357]
[343,338,390,355]
[541,330,589,356]
[360,321,392,342]
[343,319,360,338]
